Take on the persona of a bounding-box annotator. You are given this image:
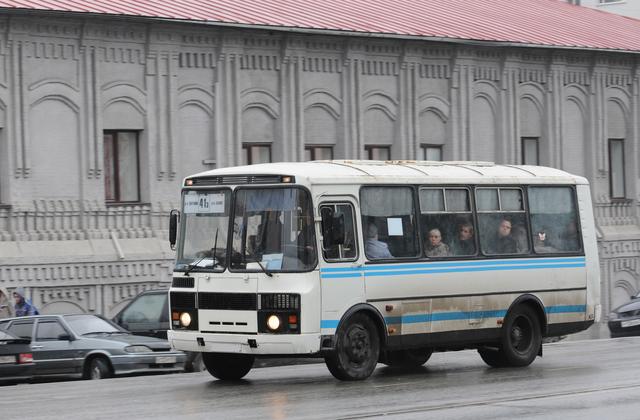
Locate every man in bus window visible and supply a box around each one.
[424,228,450,257]
[365,224,392,259]
[491,218,518,254]
[451,222,475,255]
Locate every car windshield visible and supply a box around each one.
[0,329,19,340]
[176,189,231,272]
[230,187,317,272]
[64,315,121,335]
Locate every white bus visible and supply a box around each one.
[167,161,600,381]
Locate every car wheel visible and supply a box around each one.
[85,357,112,380]
[381,348,433,368]
[202,352,254,380]
[324,313,380,381]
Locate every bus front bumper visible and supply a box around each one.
[168,330,322,355]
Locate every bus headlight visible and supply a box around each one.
[180,312,192,327]
[266,314,281,331]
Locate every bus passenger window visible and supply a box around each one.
[419,187,476,258]
[361,187,419,260]
[528,187,581,253]
[477,188,530,255]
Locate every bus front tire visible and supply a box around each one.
[202,352,254,380]
[325,313,380,381]
[479,305,541,368]
[381,348,433,368]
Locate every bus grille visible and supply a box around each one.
[170,292,196,309]
[189,175,291,186]
[198,292,257,310]
[172,277,194,288]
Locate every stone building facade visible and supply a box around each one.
[0,13,638,319]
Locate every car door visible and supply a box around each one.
[118,292,169,339]
[32,318,77,375]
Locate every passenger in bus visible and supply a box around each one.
[533,230,558,253]
[424,228,450,257]
[365,224,393,259]
[451,222,475,256]
[490,218,518,254]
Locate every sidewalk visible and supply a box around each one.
[564,321,609,341]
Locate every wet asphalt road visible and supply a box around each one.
[2,337,640,420]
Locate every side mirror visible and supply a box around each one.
[57,334,73,341]
[169,209,180,250]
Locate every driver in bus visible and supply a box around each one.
[365,223,393,259]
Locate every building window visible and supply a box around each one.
[104,131,140,203]
[305,146,333,161]
[243,144,271,165]
[609,139,625,199]
[422,145,442,161]
[521,137,539,165]
[365,146,390,161]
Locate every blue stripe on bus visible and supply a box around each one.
[319,257,586,273]
[321,305,587,329]
[320,257,586,279]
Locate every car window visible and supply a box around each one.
[64,315,120,335]
[0,329,18,340]
[7,321,34,339]
[36,320,68,341]
[121,293,167,324]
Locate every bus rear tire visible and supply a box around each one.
[202,352,254,380]
[500,305,541,367]
[325,313,380,381]
[479,305,541,368]
[382,348,433,367]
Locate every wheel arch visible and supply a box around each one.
[506,294,548,335]
[337,303,388,347]
[82,351,114,377]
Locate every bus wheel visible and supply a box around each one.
[501,305,541,367]
[202,352,255,380]
[382,348,433,367]
[325,313,380,381]
[478,348,507,367]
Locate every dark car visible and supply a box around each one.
[608,292,640,338]
[113,289,203,372]
[0,329,34,384]
[0,314,186,380]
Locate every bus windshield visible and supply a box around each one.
[230,187,317,272]
[177,189,231,271]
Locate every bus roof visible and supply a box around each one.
[187,161,588,186]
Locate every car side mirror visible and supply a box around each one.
[169,209,180,250]
[58,333,73,341]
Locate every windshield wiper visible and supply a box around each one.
[184,228,222,276]
[247,248,273,277]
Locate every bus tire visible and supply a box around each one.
[382,348,433,368]
[478,348,507,367]
[500,304,541,367]
[324,313,380,381]
[202,352,254,380]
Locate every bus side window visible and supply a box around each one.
[320,203,358,262]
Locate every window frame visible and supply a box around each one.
[242,143,272,165]
[521,137,540,166]
[320,202,359,263]
[305,145,334,161]
[418,186,477,259]
[421,144,443,161]
[475,186,531,256]
[35,319,70,341]
[359,185,421,261]
[608,138,626,199]
[364,145,391,161]
[103,130,141,204]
